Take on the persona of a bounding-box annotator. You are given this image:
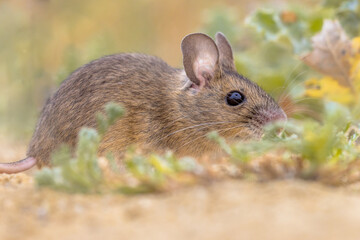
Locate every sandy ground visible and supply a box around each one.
[2,142,360,240]
[1,173,360,240]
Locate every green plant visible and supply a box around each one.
[35,128,102,193]
[118,149,203,194]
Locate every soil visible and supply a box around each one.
[2,171,360,240]
[2,141,360,240]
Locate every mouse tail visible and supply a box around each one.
[0,157,37,174]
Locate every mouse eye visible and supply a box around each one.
[226,91,245,106]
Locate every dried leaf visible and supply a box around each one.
[301,20,354,90]
[280,11,297,24]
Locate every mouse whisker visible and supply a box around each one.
[217,123,251,135]
[159,121,235,141]
[275,69,309,103]
[172,123,249,154]
[285,69,309,91]
[291,96,317,103]
[284,61,302,84]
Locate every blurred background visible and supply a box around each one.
[0,0,338,145]
[1,3,360,239]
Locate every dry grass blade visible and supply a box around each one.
[301,20,354,91]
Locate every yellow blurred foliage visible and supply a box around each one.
[305,36,360,105]
[305,77,354,104]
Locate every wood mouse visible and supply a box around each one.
[0,32,286,174]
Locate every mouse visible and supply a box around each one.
[0,32,286,174]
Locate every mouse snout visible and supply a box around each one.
[256,108,287,126]
[270,109,287,123]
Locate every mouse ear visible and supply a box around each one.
[215,32,236,71]
[181,33,219,89]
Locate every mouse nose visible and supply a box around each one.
[260,108,287,125]
[272,109,287,123]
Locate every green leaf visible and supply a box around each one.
[96,112,108,137]
[246,9,280,39]
[105,102,125,125]
[201,6,239,42]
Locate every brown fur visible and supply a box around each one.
[24,32,286,169]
